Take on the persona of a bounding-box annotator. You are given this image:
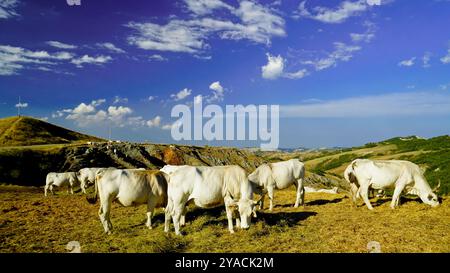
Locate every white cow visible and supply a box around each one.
[248,159,305,211]
[164,165,258,235]
[344,159,440,210]
[87,169,169,234]
[160,164,188,175]
[44,172,79,196]
[77,167,114,193]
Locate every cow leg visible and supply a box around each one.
[99,197,113,234]
[349,183,359,207]
[50,185,54,195]
[44,184,49,197]
[172,204,185,236]
[146,199,157,229]
[69,182,74,195]
[164,199,173,233]
[294,178,305,207]
[224,196,236,233]
[391,183,405,209]
[359,183,373,210]
[267,186,274,211]
[180,206,187,226]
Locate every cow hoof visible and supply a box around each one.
[229,230,235,234]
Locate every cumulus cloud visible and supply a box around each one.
[281,92,450,118]
[0,0,19,19]
[146,116,162,128]
[96,42,125,54]
[262,53,285,79]
[171,88,192,101]
[398,57,416,67]
[46,41,77,50]
[126,1,285,54]
[206,81,225,103]
[71,54,112,68]
[294,0,372,23]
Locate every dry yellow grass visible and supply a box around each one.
[0,185,449,253]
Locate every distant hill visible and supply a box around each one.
[0,116,104,147]
[260,135,449,195]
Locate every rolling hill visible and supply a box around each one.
[0,116,104,147]
[260,135,450,195]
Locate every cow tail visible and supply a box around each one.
[86,173,100,204]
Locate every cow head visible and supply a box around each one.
[418,180,440,207]
[231,199,259,229]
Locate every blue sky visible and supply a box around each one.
[0,0,449,148]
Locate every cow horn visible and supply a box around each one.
[433,180,441,192]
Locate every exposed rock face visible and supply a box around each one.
[0,142,265,186]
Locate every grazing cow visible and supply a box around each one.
[87,169,168,234]
[344,159,440,210]
[44,172,79,196]
[164,165,258,235]
[77,168,114,193]
[248,159,305,211]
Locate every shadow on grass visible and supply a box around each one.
[256,211,317,227]
[307,197,344,206]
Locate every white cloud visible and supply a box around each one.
[146,116,162,128]
[0,0,19,19]
[149,54,167,61]
[39,117,48,121]
[302,42,361,71]
[96,42,125,54]
[422,52,432,68]
[46,41,77,50]
[285,69,308,79]
[194,94,203,104]
[184,0,232,15]
[398,57,416,67]
[207,81,225,103]
[107,106,132,117]
[71,54,112,68]
[147,96,157,101]
[262,53,284,79]
[294,0,370,23]
[0,44,76,75]
[281,92,450,118]
[15,102,28,108]
[162,123,174,130]
[171,88,192,101]
[209,81,223,93]
[441,49,450,64]
[126,1,285,54]
[113,96,128,104]
[350,22,377,43]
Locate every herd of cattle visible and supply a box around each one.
[44,159,441,235]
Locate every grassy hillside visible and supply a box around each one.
[0,116,103,147]
[296,135,450,196]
